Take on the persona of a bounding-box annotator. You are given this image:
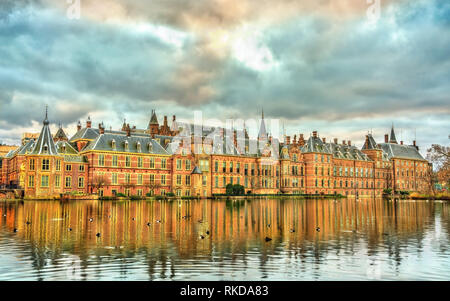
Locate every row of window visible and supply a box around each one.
[28,175,84,188]
[28,159,85,172]
[97,155,167,169]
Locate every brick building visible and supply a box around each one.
[0,109,431,198]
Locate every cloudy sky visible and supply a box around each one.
[0,0,449,154]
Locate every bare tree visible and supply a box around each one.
[427,144,450,188]
[146,179,161,196]
[91,174,110,195]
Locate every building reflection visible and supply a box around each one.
[0,198,447,280]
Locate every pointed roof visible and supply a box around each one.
[149,110,159,128]
[54,124,68,141]
[258,109,267,140]
[389,124,398,144]
[362,134,379,150]
[191,166,202,174]
[30,107,58,155]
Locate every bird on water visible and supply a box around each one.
[265,237,272,242]
[96,233,101,237]
[316,227,321,232]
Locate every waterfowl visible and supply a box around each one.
[156,220,161,223]
[68,228,73,232]
[132,218,136,221]
[96,233,101,237]
[206,230,210,235]
[265,237,272,242]
[267,224,271,228]
[13,228,18,233]
[89,218,94,222]
[146,222,151,226]
[290,229,295,233]
[199,235,205,239]
[316,227,321,232]
[26,221,31,225]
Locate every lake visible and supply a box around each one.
[0,198,449,280]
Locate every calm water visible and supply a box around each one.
[0,198,449,281]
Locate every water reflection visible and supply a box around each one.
[0,198,449,280]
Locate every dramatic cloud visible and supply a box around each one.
[0,0,449,153]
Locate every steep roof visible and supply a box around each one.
[301,136,332,154]
[82,132,169,155]
[389,125,398,144]
[362,134,379,150]
[54,125,68,141]
[30,110,58,155]
[191,166,202,174]
[328,142,372,161]
[379,143,426,161]
[258,110,267,140]
[149,110,159,127]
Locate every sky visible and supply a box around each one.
[0,0,449,155]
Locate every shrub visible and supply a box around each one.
[116,193,126,198]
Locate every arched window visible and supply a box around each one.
[111,139,116,150]
[124,140,129,151]
[137,141,141,152]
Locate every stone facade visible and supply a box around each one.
[0,110,432,198]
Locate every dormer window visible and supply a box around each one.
[148,142,153,152]
[124,140,129,151]
[137,141,141,152]
[111,139,116,150]
[43,144,48,154]
[61,145,66,153]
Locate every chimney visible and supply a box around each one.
[99,123,105,134]
[77,120,82,131]
[313,131,318,138]
[126,124,131,137]
[86,116,92,128]
[163,116,168,127]
[385,134,389,143]
[364,135,369,148]
[413,140,416,147]
[334,138,338,144]
[342,140,346,145]
[233,130,237,147]
[293,135,297,145]
[348,140,351,146]
[173,115,176,122]
[299,134,305,146]
[400,141,403,145]
[322,137,326,143]
[286,136,291,145]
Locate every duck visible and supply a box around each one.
[206,230,210,235]
[131,217,136,221]
[146,222,151,226]
[290,229,296,233]
[267,224,271,228]
[68,228,73,232]
[156,220,161,223]
[96,233,101,237]
[199,235,205,239]
[26,221,31,225]
[265,237,272,242]
[13,228,18,233]
[89,218,94,222]
[316,227,321,232]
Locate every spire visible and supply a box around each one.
[389,123,398,144]
[43,105,49,125]
[258,108,267,140]
[31,107,58,155]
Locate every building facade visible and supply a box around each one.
[0,110,432,199]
